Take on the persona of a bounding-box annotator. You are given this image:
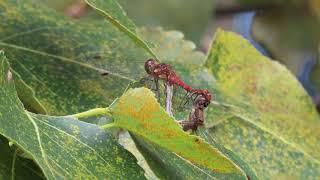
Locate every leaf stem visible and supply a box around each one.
[72,108,111,119]
[11,149,18,180]
[101,123,116,129]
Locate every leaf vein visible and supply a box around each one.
[0,42,135,81]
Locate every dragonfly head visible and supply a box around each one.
[145,59,157,75]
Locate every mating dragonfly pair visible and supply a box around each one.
[143,59,212,132]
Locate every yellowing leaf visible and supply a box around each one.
[111,87,246,177]
[203,29,320,179]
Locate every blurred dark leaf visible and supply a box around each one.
[0,135,44,180]
[117,0,214,46]
[252,10,320,75]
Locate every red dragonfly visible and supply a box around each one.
[144,59,212,105]
[144,58,212,131]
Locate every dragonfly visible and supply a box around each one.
[179,94,209,131]
[143,58,212,131]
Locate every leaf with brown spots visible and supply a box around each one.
[0,52,145,179]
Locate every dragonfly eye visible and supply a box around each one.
[204,101,210,107]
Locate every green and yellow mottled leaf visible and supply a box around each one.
[203,29,320,179]
[110,87,246,177]
[0,52,145,179]
[138,27,206,65]
[0,0,150,115]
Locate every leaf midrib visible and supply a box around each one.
[31,113,113,168]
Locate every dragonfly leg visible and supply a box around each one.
[192,93,199,102]
[154,78,161,101]
[178,91,190,110]
[140,76,154,86]
[182,92,195,109]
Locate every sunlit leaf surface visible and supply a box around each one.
[203,29,320,179]
[111,87,246,178]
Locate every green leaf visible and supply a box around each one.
[0,53,145,179]
[12,70,47,114]
[84,0,158,59]
[110,87,246,177]
[137,27,206,65]
[204,29,320,178]
[117,131,158,179]
[84,0,136,32]
[0,135,45,180]
[131,134,249,179]
[0,0,150,115]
